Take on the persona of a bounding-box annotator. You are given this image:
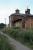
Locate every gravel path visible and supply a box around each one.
[0,32,31,50]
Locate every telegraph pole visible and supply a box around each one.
[25,0,30,29]
[5,18,6,31]
[25,0,29,9]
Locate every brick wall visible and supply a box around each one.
[25,18,33,28]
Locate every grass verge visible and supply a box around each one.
[0,34,15,50]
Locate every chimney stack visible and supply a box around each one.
[25,9,30,14]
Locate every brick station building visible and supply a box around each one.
[9,8,33,28]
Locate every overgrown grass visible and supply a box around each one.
[3,27,33,49]
[0,34,14,50]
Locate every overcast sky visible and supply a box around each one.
[0,0,33,24]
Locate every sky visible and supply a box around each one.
[0,0,33,24]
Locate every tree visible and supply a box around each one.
[0,23,6,29]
